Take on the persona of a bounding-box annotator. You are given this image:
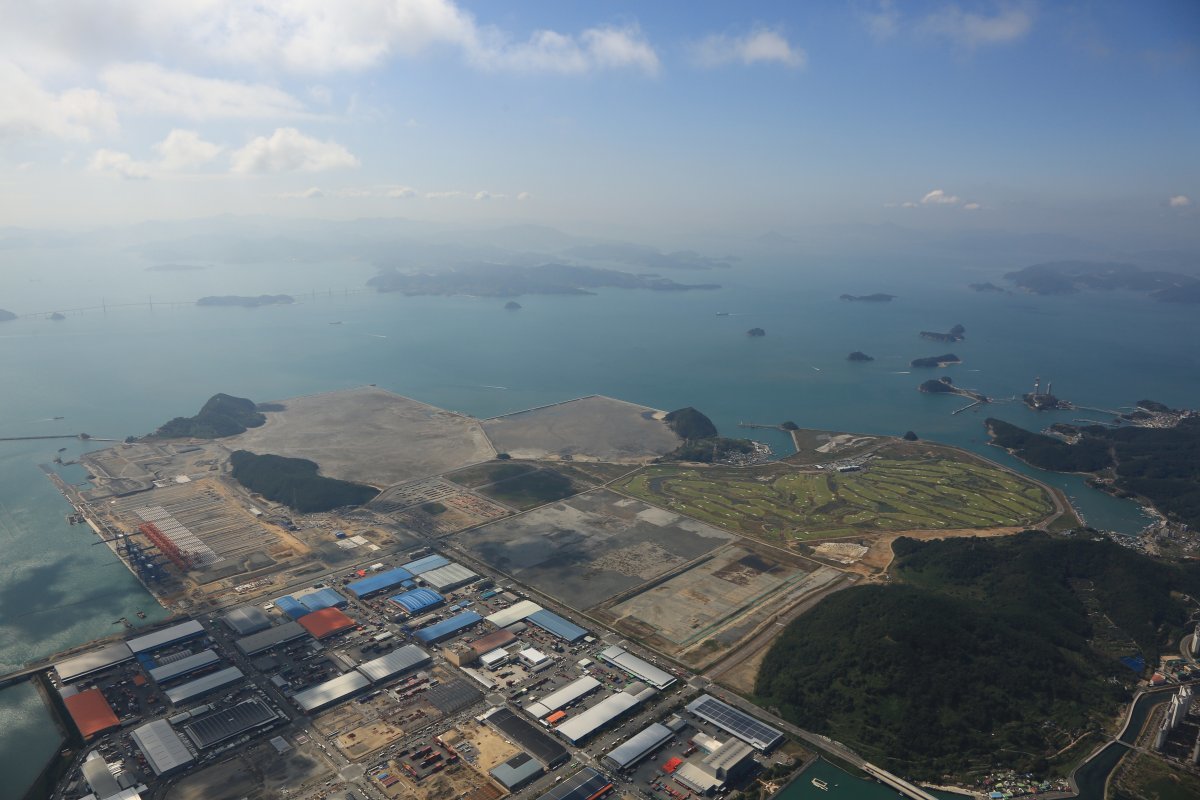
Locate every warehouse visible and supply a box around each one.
[485,599,542,628]
[81,753,122,798]
[482,707,570,768]
[165,666,244,706]
[148,649,221,684]
[598,646,675,689]
[490,751,544,791]
[604,723,673,771]
[293,671,370,713]
[389,587,445,615]
[356,645,431,683]
[297,607,356,639]
[525,675,602,719]
[295,587,348,612]
[346,566,413,598]
[220,606,271,636]
[535,767,613,800]
[555,685,657,745]
[55,642,134,684]
[527,609,588,643]
[452,629,517,665]
[401,553,451,575]
[685,695,782,752]
[126,620,205,654]
[130,719,195,776]
[182,698,279,749]
[519,648,552,672]
[702,740,756,781]
[235,621,307,656]
[413,610,483,644]
[480,649,509,670]
[63,688,121,739]
[273,595,309,620]
[420,562,479,592]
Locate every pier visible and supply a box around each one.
[952,400,985,415]
[0,434,117,442]
[738,422,786,430]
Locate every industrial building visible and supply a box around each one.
[525,675,602,719]
[81,753,123,799]
[235,621,307,656]
[276,587,348,618]
[293,671,370,713]
[420,562,479,592]
[519,648,551,671]
[685,695,783,752]
[148,650,221,684]
[296,607,356,639]
[604,723,673,770]
[535,767,613,800]
[401,553,451,575]
[130,719,195,776]
[389,587,445,615]
[346,566,413,598]
[55,642,134,683]
[555,684,657,744]
[480,649,510,670]
[356,645,431,683]
[598,646,675,689]
[64,688,121,739]
[446,629,517,666]
[126,620,205,654]
[490,751,544,791]
[482,706,570,768]
[164,666,244,706]
[220,605,271,636]
[485,599,542,628]
[527,609,588,643]
[413,610,483,644]
[182,699,279,749]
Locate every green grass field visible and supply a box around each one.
[614,452,1055,541]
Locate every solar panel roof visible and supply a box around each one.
[685,695,783,751]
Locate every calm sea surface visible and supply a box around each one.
[2,251,1197,798]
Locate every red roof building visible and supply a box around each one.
[64,688,120,739]
[298,607,356,639]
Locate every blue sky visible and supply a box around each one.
[0,1,1196,246]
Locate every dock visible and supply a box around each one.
[0,434,117,442]
[737,422,785,431]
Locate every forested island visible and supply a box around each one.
[919,323,965,342]
[920,376,987,403]
[839,293,895,302]
[968,282,1006,293]
[0,308,15,322]
[150,393,268,439]
[196,294,294,307]
[746,327,765,337]
[756,532,1200,780]
[911,353,961,367]
[987,415,1200,528]
[662,406,758,463]
[1003,261,1200,302]
[367,263,720,297]
[229,451,379,513]
[504,301,522,310]
[847,351,874,361]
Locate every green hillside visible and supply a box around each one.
[152,393,268,439]
[230,450,379,513]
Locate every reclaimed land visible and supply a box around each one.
[614,446,1055,542]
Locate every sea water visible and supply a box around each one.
[1,252,1197,797]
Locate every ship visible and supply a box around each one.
[811,779,829,791]
[716,312,730,316]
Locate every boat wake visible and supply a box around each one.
[481,385,508,390]
[367,333,387,338]
[892,371,911,374]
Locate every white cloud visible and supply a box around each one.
[901,201,918,208]
[1168,194,1191,208]
[963,201,981,210]
[276,187,324,199]
[386,185,417,198]
[425,190,466,199]
[517,191,532,201]
[102,63,307,120]
[920,4,1033,48]
[0,60,118,141]
[153,129,221,170]
[476,24,660,75]
[921,188,962,205]
[861,0,901,41]
[691,27,806,68]
[308,85,333,105]
[230,127,359,173]
[474,190,507,201]
[88,148,150,179]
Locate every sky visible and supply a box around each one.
[0,1,1197,247]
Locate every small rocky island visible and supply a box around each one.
[747,327,766,337]
[0,308,16,322]
[920,324,965,343]
[969,282,1006,293]
[920,376,988,403]
[50,312,66,321]
[197,295,295,308]
[847,351,874,362]
[840,293,896,302]
[911,353,961,368]
[505,301,522,311]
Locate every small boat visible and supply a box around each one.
[52,416,64,420]
[58,447,67,452]
[811,779,829,791]
[136,610,147,619]
[716,312,730,316]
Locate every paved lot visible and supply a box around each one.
[481,396,682,462]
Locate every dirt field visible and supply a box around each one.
[455,722,521,771]
[229,386,496,486]
[167,739,332,800]
[481,395,682,462]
